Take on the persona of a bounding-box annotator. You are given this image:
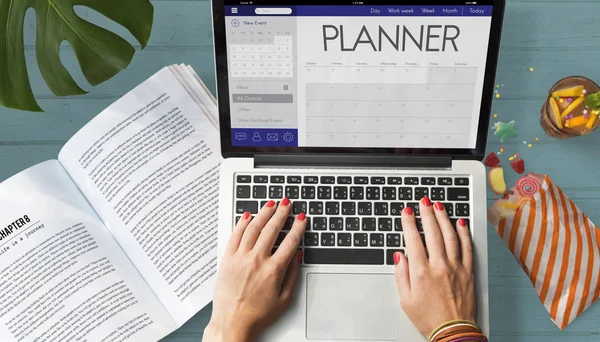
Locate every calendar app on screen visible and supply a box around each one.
[225,3,494,149]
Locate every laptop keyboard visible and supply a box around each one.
[234,174,471,265]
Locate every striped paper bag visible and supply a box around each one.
[488,173,600,329]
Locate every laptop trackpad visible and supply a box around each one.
[306,273,398,340]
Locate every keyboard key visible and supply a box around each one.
[390,203,405,216]
[285,186,299,199]
[374,202,388,216]
[421,177,435,185]
[287,176,302,184]
[455,178,469,186]
[313,217,327,231]
[317,186,332,199]
[283,217,295,230]
[405,177,419,185]
[415,187,429,200]
[442,203,454,216]
[321,233,335,246]
[455,203,470,217]
[353,233,368,246]
[329,217,344,231]
[325,202,340,215]
[309,202,324,215]
[270,175,285,183]
[342,202,356,215]
[448,188,469,201]
[361,218,376,231]
[337,176,352,184]
[304,248,384,265]
[387,233,401,247]
[383,187,396,200]
[304,233,319,246]
[354,176,369,184]
[370,233,384,247]
[358,202,372,215]
[371,177,385,184]
[394,218,402,231]
[275,232,286,246]
[253,186,267,199]
[421,233,427,249]
[416,218,423,232]
[301,186,316,199]
[236,185,251,198]
[236,201,258,214]
[260,201,268,208]
[237,175,251,183]
[350,187,364,200]
[366,187,380,200]
[431,188,445,201]
[407,202,420,216]
[386,249,404,265]
[438,177,452,186]
[235,216,242,224]
[378,218,392,231]
[388,177,403,185]
[337,233,352,246]
[254,175,268,183]
[346,218,360,231]
[269,186,283,199]
[334,186,348,199]
[293,201,307,215]
[398,187,413,200]
[304,176,319,184]
[321,176,335,184]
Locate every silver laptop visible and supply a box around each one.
[213,0,505,340]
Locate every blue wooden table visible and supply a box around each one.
[2,0,600,340]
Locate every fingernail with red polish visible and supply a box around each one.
[266,200,275,208]
[422,197,431,207]
[242,211,250,220]
[281,197,290,206]
[434,202,444,211]
[403,207,413,216]
[297,251,303,263]
[459,218,466,227]
[298,213,306,221]
[393,252,401,265]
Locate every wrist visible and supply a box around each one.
[204,321,254,342]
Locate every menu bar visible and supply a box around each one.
[225,5,493,17]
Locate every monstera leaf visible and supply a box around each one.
[0,0,154,112]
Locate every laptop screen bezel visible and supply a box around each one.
[212,0,506,161]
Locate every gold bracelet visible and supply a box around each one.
[428,320,481,341]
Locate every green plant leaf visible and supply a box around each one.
[0,0,154,112]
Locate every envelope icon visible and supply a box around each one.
[267,133,279,141]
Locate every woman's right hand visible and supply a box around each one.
[393,196,477,338]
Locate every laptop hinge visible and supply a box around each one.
[254,154,452,169]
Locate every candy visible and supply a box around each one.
[494,121,518,143]
[488,166,507,195]
[484,152,501,167]
[528,144,532,148]
[496,93,501,99]
[516,176,540,197]
[530,67,535,72]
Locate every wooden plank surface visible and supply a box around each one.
[2,0,600,340]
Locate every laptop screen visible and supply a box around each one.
[221,1,496,150]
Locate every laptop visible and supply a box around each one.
[213,0,505,340]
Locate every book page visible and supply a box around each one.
[0,161,176,342]
[58,68,222,325]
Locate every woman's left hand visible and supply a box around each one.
[203,198,306,341]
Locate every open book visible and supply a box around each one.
[0,65,222,341]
